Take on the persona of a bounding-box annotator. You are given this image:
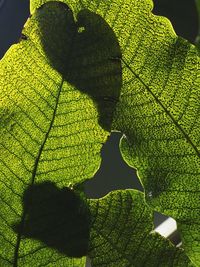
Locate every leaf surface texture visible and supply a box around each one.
[30,0,200,264]
[0,0,199,266]
[0,2,121,265]
[89,190,193,267]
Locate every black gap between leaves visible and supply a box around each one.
[84,132,143,198]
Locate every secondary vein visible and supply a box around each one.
[122,58,200,159]
[13,77,64,267]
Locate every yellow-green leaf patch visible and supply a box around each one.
[0,2,121,265]
[89,190,193,267]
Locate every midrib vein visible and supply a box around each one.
[122,58,200,159]
[13,78,64,267]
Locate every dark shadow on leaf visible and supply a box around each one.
[13,182,90,258]
[36,1,122,131]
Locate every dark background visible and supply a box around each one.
[0,0,198,227]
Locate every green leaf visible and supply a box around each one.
[31,0,200,265]
[0,2,121,265]
[110,4,200,267]
[31,0,200,266]
[89,189,193,267]
[2,0,199,265]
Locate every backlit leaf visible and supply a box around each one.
[0,2,121,265]
[89,190,193,267]
[1,0,199,265]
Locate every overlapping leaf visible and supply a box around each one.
[1,0,199,266]
[89,190,193,267]
[0,2,122,265]
[111,2,200,266]
[31,0,200,265]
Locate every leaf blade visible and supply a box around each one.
[89,190,193,267]
[0,2,122,265]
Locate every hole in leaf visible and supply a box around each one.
[84,132,143,198]
[154,212,182,246]
[78,26,85,33]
